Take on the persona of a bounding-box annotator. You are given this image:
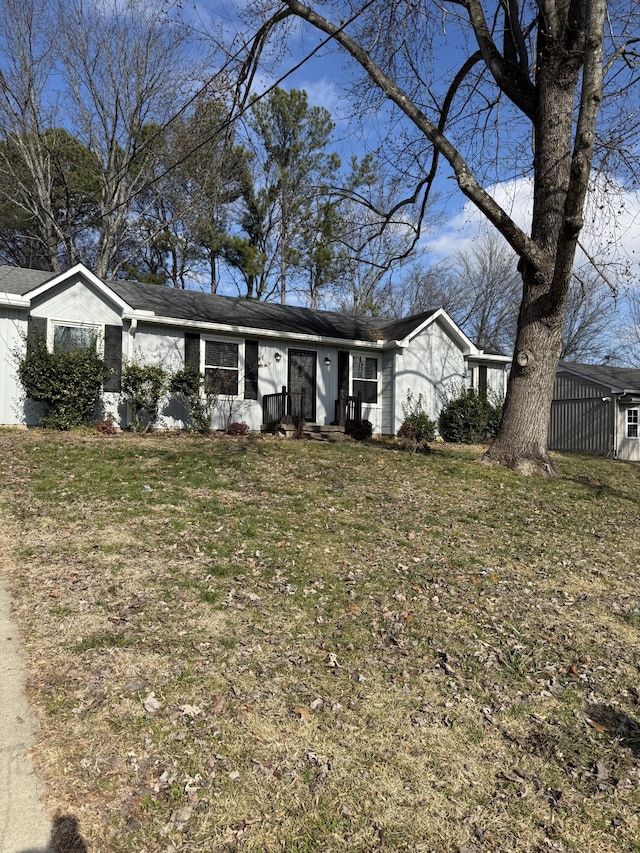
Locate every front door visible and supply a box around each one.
[288,349,317,422]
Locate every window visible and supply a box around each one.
[53,323,99,353]
[352,355,378,404]
[627,408,639,439]
[204,340,239,395]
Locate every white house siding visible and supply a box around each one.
[0,308,30,425]
[127,322,189,429]
[380,351,395,435]
[393,320,466,435]
[30,276,122,331]
[485,364,508,402]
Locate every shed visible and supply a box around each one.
[549,362,640,461]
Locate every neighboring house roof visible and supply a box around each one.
[558,361,640,394]
[0,263,503,358]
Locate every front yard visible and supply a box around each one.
[1,429,639,851]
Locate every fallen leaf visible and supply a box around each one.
[293,705,311,721]
[345,602,360,614]
[586,717,611,733]
[206,694,224,713]
[143,692,162,714]
[595,759,609,781]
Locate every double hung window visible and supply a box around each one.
[205,340,239,395]
[627,409,639,439]
[352,355,378,404]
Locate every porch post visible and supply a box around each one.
[338,389,346,427]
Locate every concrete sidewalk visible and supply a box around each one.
[0,575,51,853]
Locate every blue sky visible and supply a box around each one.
[195,2,639,264]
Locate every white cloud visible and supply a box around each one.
[427,177,640,290]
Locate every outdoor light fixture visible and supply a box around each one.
[324,356,331,366]
[274,352,281,362]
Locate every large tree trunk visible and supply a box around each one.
[483,267,566,475]
[483,0,603,475]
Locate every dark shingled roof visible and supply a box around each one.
[0,265,54,294]
[0,265,437,343]
[558,361,640,393]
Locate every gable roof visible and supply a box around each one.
[0,263,503,358]
[0,264,444,344]
[107,277,438,343]
[558,361,640,394]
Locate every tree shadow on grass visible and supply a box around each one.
[585,703,640,756]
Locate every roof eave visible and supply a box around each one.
[124,311,386,350]
[0,293,31,308]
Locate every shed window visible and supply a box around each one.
[53,323,99,353]
[352,355,378,404]
[205,340,239,395]
[627,408,639,439]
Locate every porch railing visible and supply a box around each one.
[334,390,362,428]
[262,386,306,428]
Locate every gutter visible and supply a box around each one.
[122,311,388,351]
[0,293,30,308]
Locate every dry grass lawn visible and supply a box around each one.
[1,428,639,852]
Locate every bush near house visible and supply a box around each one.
[398,390,436,452]
[346,418,373,440]
[169,367,214,434]
[120,363,167,432]
[439,388,502,444]
[17,336,108,430]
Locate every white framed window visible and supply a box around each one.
[352,354,379,404]
[51,322,100,354]
[204,340,239,395]
[627,408,639,439]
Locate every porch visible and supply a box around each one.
[261,386,362,439]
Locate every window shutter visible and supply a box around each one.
[479,364,488,400]
[337,351,349,395]
[103,325,122,392]
[244,339,259,400]
[184,332,200,369]
[26,316,47,353]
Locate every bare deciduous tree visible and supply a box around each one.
[241,0,639,473]
[0,0,213,278]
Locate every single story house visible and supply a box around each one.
[549,361,640,462]
[0,263,509,435]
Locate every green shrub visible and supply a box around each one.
[169,367,214,434]
[121,363,167,431]
[438,388,502,444]
[18,337,108,430]
[346,419,373,441]
[398,391,436,452]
